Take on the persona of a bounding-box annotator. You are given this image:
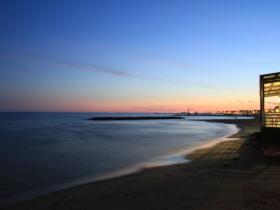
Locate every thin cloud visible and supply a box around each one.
[38,56,135,78]
[1,52,232,91]
[27,55,193,85]
[139,56,192,71]
[0,52,134,78]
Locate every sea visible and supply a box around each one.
[0,112,252,205]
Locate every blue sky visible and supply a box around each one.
[1,0,280,112]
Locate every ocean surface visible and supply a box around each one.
[0,112,250,204]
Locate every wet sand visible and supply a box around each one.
[3,118,280,210]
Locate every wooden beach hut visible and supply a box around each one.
[260,72,280,151]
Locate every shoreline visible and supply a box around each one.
[0,120,238,207]
[2,118,267,210]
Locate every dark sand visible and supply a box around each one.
[3,118,280,210]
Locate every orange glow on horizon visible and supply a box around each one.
[35,99,259,113]
[3,93,259,113]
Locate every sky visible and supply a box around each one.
[1,0,280,112]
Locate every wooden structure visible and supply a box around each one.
[260,72,280,147]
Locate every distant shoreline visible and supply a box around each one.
[87,116,184,121]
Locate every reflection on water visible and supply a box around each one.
[0,113,239,202]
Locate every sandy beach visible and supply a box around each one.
[3,118,280,210]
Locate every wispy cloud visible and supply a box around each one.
[27,55,192,85]
[1,52,232,91]
[1,53,142,79]
[42,57,136,78]
[138,56,192,71]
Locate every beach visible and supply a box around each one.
[2,1,279,209]
[3,118,279,210]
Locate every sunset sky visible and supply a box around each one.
[1,0,280,112]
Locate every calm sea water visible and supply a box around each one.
[0,112,244,204]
